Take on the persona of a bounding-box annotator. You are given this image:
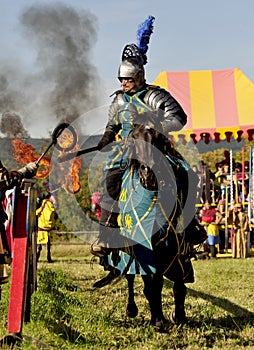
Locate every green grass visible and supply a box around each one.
[0,245,254,349]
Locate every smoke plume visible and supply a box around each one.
[0,3,100,138]
[1,112,30,138]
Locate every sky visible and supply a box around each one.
[1,0,254,138]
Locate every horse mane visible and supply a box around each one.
[128,113,170,191]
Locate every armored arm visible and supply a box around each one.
[97,92,124,151]
[144,86,187,132]
[0,162,22,199]
[0,161,38,199]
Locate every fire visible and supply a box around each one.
[56,128,76,151]
[61,157,82,194]
[58,147,82,194]
[12,133,82,194]
[54,123,82,194]
[12,138,51,178]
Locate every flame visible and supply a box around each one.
[57,128,76,150]
[12,135,82,194]
[53,123,82,194]
[63,158,82,194]
[59,147,82,194]
[12,138,51,178]
[36,157,52,178]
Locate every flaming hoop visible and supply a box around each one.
[12,122,82,194]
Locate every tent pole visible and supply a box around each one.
[225,185,229,253]
[241,147,245,207]
[205,164,210,202]
[248,146,254,223]
[230,149,234,206]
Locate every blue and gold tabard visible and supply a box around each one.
[104,90,153,171]
[119,170,157,245]
[108,165,194,282]
[117,169,158,274]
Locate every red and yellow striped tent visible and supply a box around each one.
[153,68,254,143]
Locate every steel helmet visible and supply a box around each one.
[118,44,146,89]
[118,59,145,89]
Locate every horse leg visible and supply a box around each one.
[142,274,165,330]
[93,256,120,288]
[170,281,187,325]
[125,274,138,318]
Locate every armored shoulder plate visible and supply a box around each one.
[143,85,187,131]
[108,91,125,121]
[144,85,182,116]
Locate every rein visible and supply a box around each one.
[119,130,132,170]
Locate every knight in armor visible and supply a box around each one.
[91,16,188,258]
[0,160,38,284]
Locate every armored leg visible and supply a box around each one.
[91,168,125,257]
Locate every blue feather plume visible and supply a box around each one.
[137,15,155,64]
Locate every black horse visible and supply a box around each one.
[94,112,205,330]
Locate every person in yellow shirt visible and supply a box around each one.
[36,192,56,263]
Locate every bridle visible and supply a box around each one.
[129,120,165,191]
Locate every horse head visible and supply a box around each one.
[129,111,168,191]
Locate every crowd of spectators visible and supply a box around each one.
[191,151,253,259]
[193,152,251,206]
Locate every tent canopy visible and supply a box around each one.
[153,68,254,143]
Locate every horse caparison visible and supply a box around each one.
[129,115,194,328]
[96,112,199,331]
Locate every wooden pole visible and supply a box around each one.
[249,146,254,222]
[225,185,229,252]
[205,165,210,202]
[230,149,234,206]
[7,191,28,335]
[242,147,245,207]
[235,176,239,203]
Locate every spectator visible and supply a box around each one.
[200,163,214,203]
[228,203,250,258]
[213,162,225,201]
[201,200,223,259]
[36,192,56,263]
[222,150,236,170]
[216,199,226,253]
[91,191,101,222]
[192,165,202,204]
[215,163,232,201]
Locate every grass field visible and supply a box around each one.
[0,244,254,349]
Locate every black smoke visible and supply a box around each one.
[0,3,100,137]
[0,73,30,137]
[0,111,30,138]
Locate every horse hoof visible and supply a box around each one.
[170,310,186,325]
[150,317,167,332]
[90,243,111,258]
[126,302,138,318]
[93,269,120,288]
